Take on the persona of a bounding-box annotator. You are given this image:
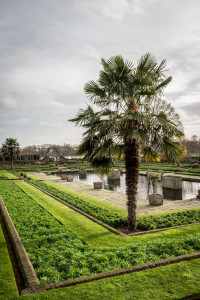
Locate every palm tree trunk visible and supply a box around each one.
[124,137,141,231]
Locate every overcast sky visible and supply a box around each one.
[0,0,200,147]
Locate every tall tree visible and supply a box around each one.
[70,54,184,231]
[1,138,20,170]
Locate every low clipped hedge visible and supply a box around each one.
[30,180,200,231]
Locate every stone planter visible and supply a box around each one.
[60,174,67,180]
[79,166,87,174]
[108,170,120,180]
[149,194,163,206]
[93,182,103,189]
[19,176,25,180]
[161,176,182,189]
[67,175,73,182]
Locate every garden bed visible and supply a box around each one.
[0,180,200,287]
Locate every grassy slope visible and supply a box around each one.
[15,181,200,248]
[0,170,18,179]
[0,225,19,299]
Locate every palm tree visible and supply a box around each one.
[69,54,185,231]
[1,138,20,170]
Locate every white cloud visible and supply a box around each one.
[75,0,130,21]
[0,97,18,110]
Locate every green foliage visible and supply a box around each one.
[147,172,161,182]
[30,180,200,230]
[70,54,184,174]
[1,138,20,169]
[0,180,200,286]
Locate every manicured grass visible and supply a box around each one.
[45,181,127,216]
[25,259,200,300]
[15,181,200,248]
[0,170,18,179]
[0,225,19,299]
[26,174,43,180]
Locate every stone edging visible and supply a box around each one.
[28,181,200,237]
[0,196,40,291]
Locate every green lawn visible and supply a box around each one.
[0,224,19,299]
[0,170,18,180]
[25,259,200,300]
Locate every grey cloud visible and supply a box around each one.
[1,0,200,145]
[179,102,200,117]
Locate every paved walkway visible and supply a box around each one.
[29,172,200,215]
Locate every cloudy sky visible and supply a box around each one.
[0,0,200,147]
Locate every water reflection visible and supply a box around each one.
[54,171,200,200]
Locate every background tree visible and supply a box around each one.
[70,54,184,231]
[182,136,200,157]
[1,138,20,170]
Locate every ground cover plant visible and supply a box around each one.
[1,230,200,300]
[0,180,200,286]
[30,180,200,230]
